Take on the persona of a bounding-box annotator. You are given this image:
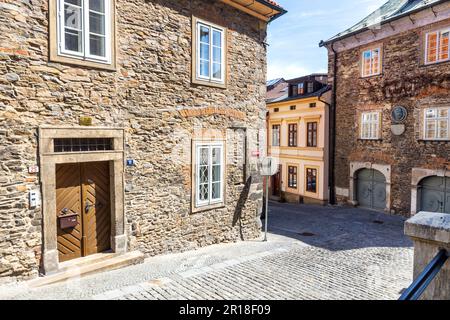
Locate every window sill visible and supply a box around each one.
[418,139,450,143]
[360,73,383,79]
[357,138,382,142]
[49,53,116,72]
[191,202,226,214]
[192,77,227,89]
[420,60,450,68]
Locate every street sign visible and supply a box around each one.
[259,157,279,176]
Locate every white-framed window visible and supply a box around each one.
[57,0,112,63]
[196,21,225,83]
[425,29,450,64]
[360,112,380,140]
[424,107,450,140]
[361,48,381,77]
[195,142,224,207]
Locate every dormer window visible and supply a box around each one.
[307,82,314,93]
[298,83,304,95]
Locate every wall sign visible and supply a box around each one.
[28,166,39,174]
[79,116,93,126]
[391,106,407,123]
[126,159,135,167]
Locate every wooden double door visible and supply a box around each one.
[56,161,111,262]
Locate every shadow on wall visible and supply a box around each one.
[232,176,252,241]
[265,201,413,251]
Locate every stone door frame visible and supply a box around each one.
[38,126,126,274]
[349,161,391,212]
[411,167,450,215]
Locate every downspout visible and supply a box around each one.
[318,86,331,203]
[329,42,338,205]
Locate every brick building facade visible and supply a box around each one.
[321,0,450,216]
[0,0,286,280]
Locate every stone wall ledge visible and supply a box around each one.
[405,212,450,245]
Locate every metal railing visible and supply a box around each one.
[399,249,449,300]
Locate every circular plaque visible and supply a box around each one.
[391,106,408,123]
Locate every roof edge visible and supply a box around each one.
[319,0,448,47]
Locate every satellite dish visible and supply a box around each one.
[259,157,279,176]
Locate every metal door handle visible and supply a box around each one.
[85,202,94,214]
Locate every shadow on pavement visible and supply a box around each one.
[263,201,413,251]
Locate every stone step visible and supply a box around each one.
[28,251,144,288]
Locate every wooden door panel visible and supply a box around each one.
[56,163,83,262]
[82,162,111,256]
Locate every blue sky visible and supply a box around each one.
[267,0,387,80]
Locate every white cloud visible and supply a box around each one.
[267,62,327,81]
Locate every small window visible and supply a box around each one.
[424,107,450,140]
[54,138,113,152]
[307,122,318,147]
[362,48,381,77]
[196,20,225,84]
[57,0,112,64]
[361,112,380,140]
[288,124,297,147]
[425,29,450,64]
[288,166,297,189]
[307,82,314,93]
[274,108,279,112]
[195,142,224,207]
[272,125,280,147]
[290,105,296,111]
[298,83,304,95]
[306,168,317,193]
[309,103,316,108]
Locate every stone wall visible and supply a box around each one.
[328,18,450,216]
[0,0,267,279]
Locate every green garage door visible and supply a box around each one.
[356,169,387,211]
[419,176,450,214]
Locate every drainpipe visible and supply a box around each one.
[328,42,338,205]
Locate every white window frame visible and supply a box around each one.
[360,112,380,140]
[423,107,450,141]
[195,142,225,208]
[57,0,112,64]
[196,20,225,84]
[425,28,450,65]
[361,48,381,77]
[272,124,280,147]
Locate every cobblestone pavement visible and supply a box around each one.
[0,203,414,300]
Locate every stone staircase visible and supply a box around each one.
[28,251,144,288]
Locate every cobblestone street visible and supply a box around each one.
[0,203,414,300]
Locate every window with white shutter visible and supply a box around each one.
[57,0,112,64]
[195,142,224,207]
[360,112,380,140]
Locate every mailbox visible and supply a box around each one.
[59,213,78,229]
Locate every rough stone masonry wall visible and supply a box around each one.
[329,18,450,216]
[0,0,267,279]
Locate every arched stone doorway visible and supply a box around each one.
[418,176,450,213]
[349,162,391,212]
[356,169,387,211]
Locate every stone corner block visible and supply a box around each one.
[405,211,450,245]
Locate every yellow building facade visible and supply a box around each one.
[267,78,330,204]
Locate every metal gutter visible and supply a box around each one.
[319,0,448,47]
[252,0,287,22]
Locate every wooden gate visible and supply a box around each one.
[271,165,282,197]
[56,162,111,262]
